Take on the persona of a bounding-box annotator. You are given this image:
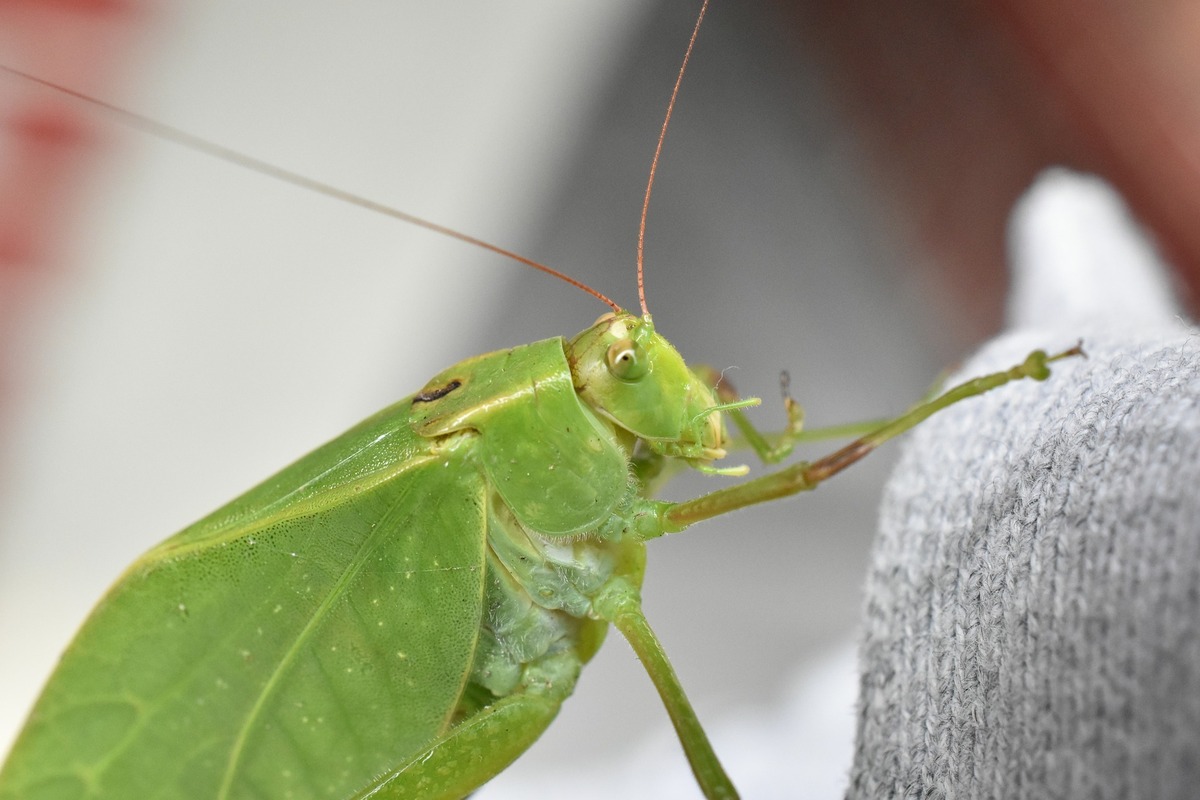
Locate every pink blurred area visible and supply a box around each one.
[0,0,155,408]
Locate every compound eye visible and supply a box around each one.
[606,338,648,381]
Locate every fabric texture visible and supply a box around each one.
[849,170,1200,798]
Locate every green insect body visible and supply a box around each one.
[0,5,1086,796]
[0,312,743,799]
[0,299,1082,798]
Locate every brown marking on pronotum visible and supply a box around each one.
[413,379,462,404]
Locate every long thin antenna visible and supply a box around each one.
[636,0,709,317]
[0,64,623,313]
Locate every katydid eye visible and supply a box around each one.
[606,338,648,381]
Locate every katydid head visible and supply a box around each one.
[567,312,728,465]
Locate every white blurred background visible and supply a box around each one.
[1,1,960,795]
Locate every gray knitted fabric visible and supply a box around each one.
[848,171,1200,798]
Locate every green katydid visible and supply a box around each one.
[0,2,1083,798]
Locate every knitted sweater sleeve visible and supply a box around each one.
[848,170,1200,799]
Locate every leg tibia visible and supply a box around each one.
[666,344,1084,530]
[594,579,740,800]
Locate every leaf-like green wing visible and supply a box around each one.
[0,399,488,800]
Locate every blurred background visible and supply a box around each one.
[2,0,1199,795]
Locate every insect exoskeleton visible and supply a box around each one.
[568,312,729,466]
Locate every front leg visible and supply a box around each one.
[666,344,1084,531]
[693,365,803,464]
[700,366,889,465]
